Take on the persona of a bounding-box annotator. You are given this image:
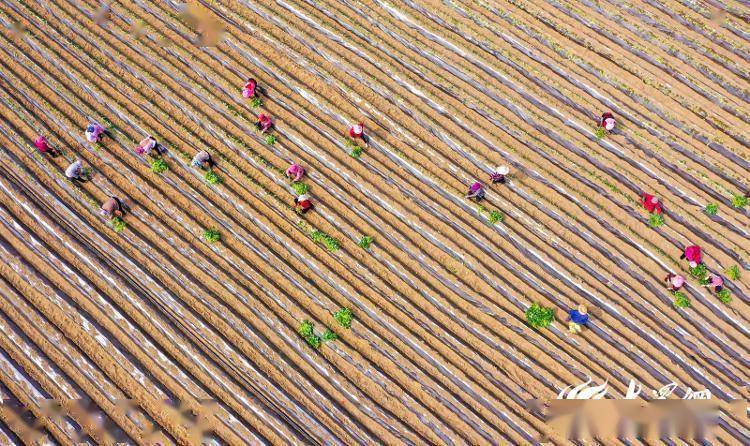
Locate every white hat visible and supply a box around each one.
[651,196,659,204]
[604,118,615,130]
[689,261,698,268]
[496,165,509,175]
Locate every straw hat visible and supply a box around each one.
[496,165,510,175]
[578,304,588,314]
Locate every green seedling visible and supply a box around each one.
[488,210,504,224]
[298,320,314,338]
[476,205,487,215]
[322,329,338,342]
[731,194,748,209]
[525,303,554,329]
[250,96,263,108]
[594,126,607,139]
[205,170,222,185]
[334,307,353,329]
[689,263,708,280]
[648,213,664,228]
[81,167,93,180]
[306,334,322,349]
[344,137,357,148]
[150,158,168,174]
[291,182,308,195]
[357,236,374,249]
[698,277,711,286]
[726,265,741,281]
[704,203,718,216]
[673,291,691,308]
[265,134,276,145]
[311,230,340,252]
[349,146,364,158]
[203,229,221,243]
[111,216,126,233]
[716,288,732,304]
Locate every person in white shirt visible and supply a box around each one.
[65,160,86,182]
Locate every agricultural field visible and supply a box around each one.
[0,0,748,444]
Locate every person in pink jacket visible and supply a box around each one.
[242,78,257,99]
[702,274,724,294]
[256,113,274,134]
[680,245,702,268]
[34,135,60,156]
[135,136,160,156]
[664,273,685,292]
[599,112,616,132]
[85,122,106,143]
[285,163,305,182]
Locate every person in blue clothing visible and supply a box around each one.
[566,304,589,334]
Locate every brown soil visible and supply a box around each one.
[0,0,747,444]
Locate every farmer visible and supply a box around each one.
[100,196,124,218]
[703,273,724,294]
[490,165,509,184]
[256,113,274,134]
[348,122,369,148]
[135,136,159,156]
[34,135,60,156]
[466,181,485,201]
[641,193,663,214]
[680,245,702,268]
[191,150,215,170]
[294,193,313,214]
[85,122,105,143]
[599,112,616,132]
[664,273,685,292]
[566,304,589,334]
[242,78,257,98]
[285,163,305,182]
[65,160,87,182]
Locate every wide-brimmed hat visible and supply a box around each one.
[689,261,698,268]
[578,304,587,314]
[604,118,615,130]
[496,165,509,175]
[651,196,659,204]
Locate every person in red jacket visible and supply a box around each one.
[294,194,313,214]
[641,193,663,214]
[681,245,702,268]
[348,122,369,148]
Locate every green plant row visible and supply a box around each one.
[310,230,340,252]
[151,158,168,174]
[334,307,353,329]
[111,216,126,233]
[291,182,308,195]
[298,319,339,349]
[673,291,690,308]
[205,170,222,185]
[525,303,553,329]
[477,205,504,224]
[203,228,221,243]
[704,203,718,216]
[731,194,748,209]
[648,213,664,228]
[357,235,374,249]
